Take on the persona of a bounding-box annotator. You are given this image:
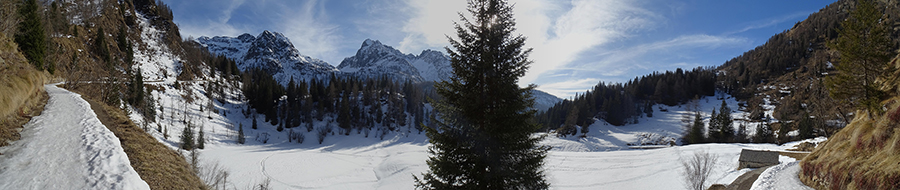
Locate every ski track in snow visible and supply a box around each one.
[0,84,149,190]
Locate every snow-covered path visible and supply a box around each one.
[0,84,149,190]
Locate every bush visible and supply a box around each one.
[316,126,327,144]
[682,151,718,190]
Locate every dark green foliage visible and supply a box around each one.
[181,125,195,150]
[117,26,134,65]
[241,66,433,139]
[825,0,894,116]
[127,68,145,106]
[798,113,814,139]
[536,68,716,128]
[14,0,46,71]
[197,126,205,149]
[707,100,734,142]
[735,124,748,143]
[644,101,653,117]
[557,106,579,137]
[684,112,705,144]
[237,123,245,144]
[252,115,258,129]
[338,93,351,135]
[242,68,284,123]
[415,0,549,189]
[94,27,111,65]
[777,119,792,144]
[754,123,774,143]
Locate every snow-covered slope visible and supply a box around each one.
[196,30,339,84]
[533,89,563,111]
[0,84,149,190]
[408,49,452,82]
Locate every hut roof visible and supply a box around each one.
[738,149,779,164]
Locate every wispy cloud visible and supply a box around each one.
[537,34,748,98]
[518,0,661,86]
[397,0,466,53]
[173,0,247,39]
[276,0,343,64]
[537,78,603,99]
[725,12,810,35]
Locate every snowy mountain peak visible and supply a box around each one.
[196,31,338,85]
[237,33,255,41]
[362,38,380,48]
[339,39,423,82]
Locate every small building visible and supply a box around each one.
[738,149,779,169]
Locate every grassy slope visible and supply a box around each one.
[0,32,48,147]
[800,55,900,189]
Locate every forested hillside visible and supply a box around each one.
[540,0,900,145]
[717,0,900,137]
[535,67,716,133]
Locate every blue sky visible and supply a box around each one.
[170,0,837,99]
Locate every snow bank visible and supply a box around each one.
[750,161,813,190]
[0,84,149,190]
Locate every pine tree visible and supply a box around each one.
[416,0,550,189]
[825,0,894,116]
[197,126,205,149]
[754,123,774,143]
[252,115,258,129]
[798,113,814,139]
[708,109,720,141]
[14,0,46,71]
[237,123,246,144]
[181,125,195,150]
[685,112,705,144]
[717,100,734,142]
[94,27,111,65]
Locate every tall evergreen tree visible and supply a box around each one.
[14,0,46,71]
[237,123,246,144]
[181,125,195,150]
[684,112,705,144]
[416,0,549,189]
[94,27,111,65]
[825,0,894,116]
[798,113,814,139]
[717,100,734,142]
[197,126,205,149]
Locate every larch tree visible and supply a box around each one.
[415,0,550,189]
[825,0,894,116]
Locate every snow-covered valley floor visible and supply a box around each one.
[0,84,149,190]
[181,93,820,190]
[198,132,819,190]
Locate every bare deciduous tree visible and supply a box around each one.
[682,150,718,190]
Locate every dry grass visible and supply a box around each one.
[779,152,809,160]
[0,31,49,147]
[800,99,900,189]
[70,85,206,190]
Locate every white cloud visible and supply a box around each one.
[726,12,810,35]
[593,34,748,67]
[174,0,246,39]
[537,34,748,98]
[277,0,343,64]
[398,0,661,88]
[520,0,661,86]
[398,0,466,53]
[537,78,602,99]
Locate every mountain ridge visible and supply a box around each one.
[196,33,562,109]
